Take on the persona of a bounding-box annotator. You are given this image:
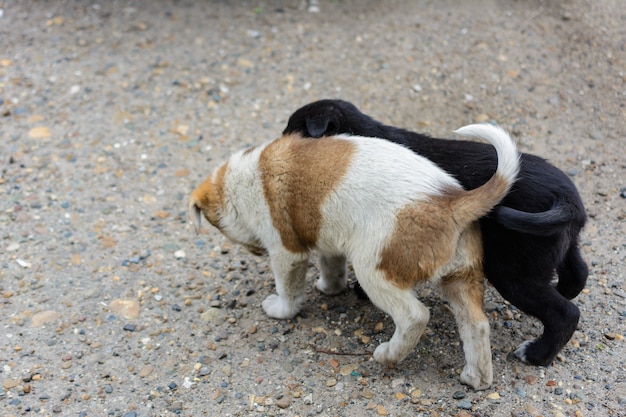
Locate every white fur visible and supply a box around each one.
[454,123,520,182]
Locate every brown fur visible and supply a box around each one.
[449,173,511,226]
[259,135,355,253]
[441,266,487,327]
[378,198,460,288]
[190,162,228,230]
[377,181,493,290]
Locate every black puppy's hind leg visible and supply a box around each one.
[555,242,589,300]
[508,283,580,366]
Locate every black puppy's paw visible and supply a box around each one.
[513,340,554,367]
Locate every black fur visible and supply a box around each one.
[284,99,588,366]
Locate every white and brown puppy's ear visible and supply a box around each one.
[188,162,228,235]
[188,196,203,235]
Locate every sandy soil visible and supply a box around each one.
[1,1,625,416]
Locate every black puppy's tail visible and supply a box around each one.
[493,200,576,236]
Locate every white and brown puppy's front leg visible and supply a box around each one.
[262,249,309,319]
[316,253,347,295]
[440,268,493,390]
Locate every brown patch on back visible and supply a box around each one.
[377,198,461,289]
[190,161,228,229]
[259,134,355,253]
[378,157,511,290]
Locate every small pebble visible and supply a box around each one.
[276,396,291,408]
[31,310,60,327]
[524,403,539,415]
[16,258,32,268]
[169,401,183,411]
[390,378,405,388]
[486,392,501,400]
[457,400,472,409]
[139,365,154,378]
[523,375,539,385]
[110,299,140,319]
[3,379,19,390]
[453,390,466,399]
[123,324,136,332]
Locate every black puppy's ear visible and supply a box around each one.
[305,114,335,138]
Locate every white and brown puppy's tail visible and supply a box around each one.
[450,124,520,225]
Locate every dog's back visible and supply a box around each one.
[258,134,462,252]
[256,129,518,282]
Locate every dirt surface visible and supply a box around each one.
[1,1,625,416]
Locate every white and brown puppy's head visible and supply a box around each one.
[188,154,266,256]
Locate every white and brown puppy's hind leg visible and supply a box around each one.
[316,253,348,295]
[440,267,493,390]
[354,263,430,364]
[262,249,310,319]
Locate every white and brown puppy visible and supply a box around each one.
[189,124,519,390]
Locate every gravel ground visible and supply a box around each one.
[1,1,625,416]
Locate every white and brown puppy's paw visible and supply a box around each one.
[373,342,402,364]
[460,361,493,391]
[261,294,305,320]
[315,277,346,295]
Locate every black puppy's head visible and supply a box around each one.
[283,99,382,138]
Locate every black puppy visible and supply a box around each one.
[284,99,588,367]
